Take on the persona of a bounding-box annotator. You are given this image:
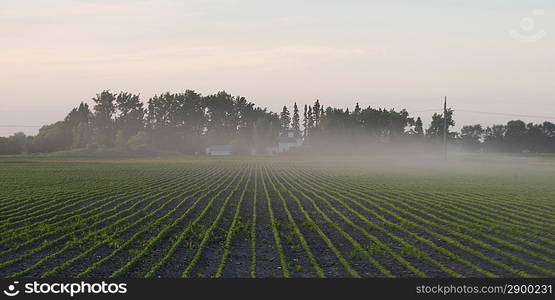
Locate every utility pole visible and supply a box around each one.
[443,96,448,160]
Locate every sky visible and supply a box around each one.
[1,0,554,136]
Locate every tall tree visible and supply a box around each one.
[312,100,321,128]
[543,121,555,138]
[460,124,484,150]
[388,109,411,137]
[65,102,92,128]
[303,104,308,136]
[426,109,454,139]
[354,102,361,117]
[542,121,555,152]
[204,91,236,144]
[252,109,281,152]
[0,133,27,154]
[232,95,255,136]
[291,102,300,134]
[484,125,506,152]
[280,105,291,132]
[307,106,314,135]
[115,92,144,145]
[26,122,72,153]
[65,102,93,148]
[504,120,527,152]
[92,90,117,146]
[414,117,423,136]
[525,123,545,153]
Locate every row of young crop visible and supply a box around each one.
[74,165,238,278]
[71,164,241,278]
[316,170,555,267]
[0,165,229,277]
[3,163,253,278]
[3,166,224,273]
[271,167,460,277]
[0,167,96,210]
[0,166,190,237]
[287,165,554,277]
[0,164,161,217]
[268,166,419,277]
[279,166,498,277]
[0,165,216,258]
[140,166,246,277]
[1,162,553,278]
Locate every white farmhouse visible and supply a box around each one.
[277,129,303,153]
[206,144,232,156]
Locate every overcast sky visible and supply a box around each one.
[1,0,554,136]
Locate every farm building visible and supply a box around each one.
[206,145,232,156]
[277,129,303,153]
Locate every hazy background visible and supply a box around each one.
[1,0,554,137]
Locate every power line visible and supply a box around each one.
[0,125,42,128]
[408,109,554,120]
[409,109,441,114]
[456,110,554,120]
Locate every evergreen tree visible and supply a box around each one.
[303,104,308,137]
[292,102,300,134]
[354,102,361,119]
[307,106,314,135]
[414,117,423,136]
[280,105,291,132]
[312,100,321,128]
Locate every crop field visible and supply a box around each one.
[0,156,554,278]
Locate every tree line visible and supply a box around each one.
[1,90,554,155]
